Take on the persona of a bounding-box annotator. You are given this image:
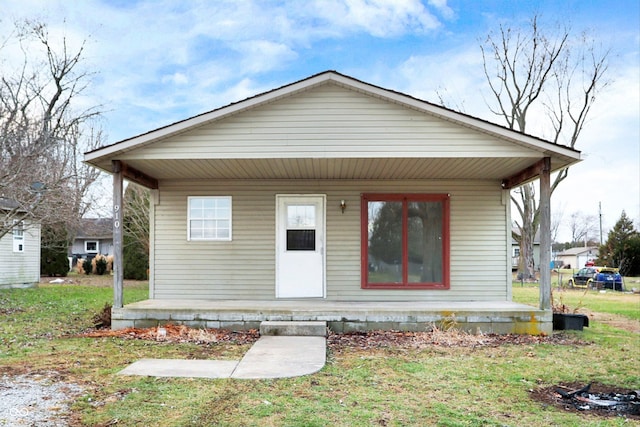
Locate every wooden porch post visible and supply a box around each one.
[112,160,124,309]
[539,157,552,310]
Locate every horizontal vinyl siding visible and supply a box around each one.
[152,179,509,302]
[124,85,534,161]
[0,222,40,286]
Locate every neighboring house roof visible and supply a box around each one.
[558,246,599,256]
[511,227,541,245]
[0,197,23,212]
[75,218,113,239]
[85,70,581,187]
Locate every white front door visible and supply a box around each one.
[276,195,325,298]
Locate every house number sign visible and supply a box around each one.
[114,204,121,229]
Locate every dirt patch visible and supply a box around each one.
[530,382,640,420]
[78,325,587,349]
[327,329,588,350]
[39,275,141,288]
[77,324,260,345]
[583,310,640,333]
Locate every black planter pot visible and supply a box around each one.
[553,313,589,331]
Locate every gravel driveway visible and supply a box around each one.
[0,375,82,426]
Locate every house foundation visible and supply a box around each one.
[112,299,553,335]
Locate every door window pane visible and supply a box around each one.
[287,205,315,228]
[287,229,316,251]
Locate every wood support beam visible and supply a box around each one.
[120,162,159,189]
[501,158,548,190]
[112,160,124,309]
[539,157,552,311]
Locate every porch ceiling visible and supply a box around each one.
[113,156,560,181]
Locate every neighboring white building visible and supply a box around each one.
[511,228,541,271]
[556,246,599,270]
[0,198,41,288]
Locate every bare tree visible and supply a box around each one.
[567,211,598,245]
[480,15,609,278]
[0,19,103,240]
[550,203,564,243]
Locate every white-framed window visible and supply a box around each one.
[13,221,24,253]
[188,196,232,241]
[85,240,99,253]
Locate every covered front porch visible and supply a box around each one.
[112,299,552,335]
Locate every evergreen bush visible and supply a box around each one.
[41,245,69,276]
[95,255,108,275]
[123,240,148,280]
[40,223,71,277]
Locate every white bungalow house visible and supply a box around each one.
[84,71,581,334]
[556,246,599,270]
[0,198,41,288]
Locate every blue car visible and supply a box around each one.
[594,267,624,291]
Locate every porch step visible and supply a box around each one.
[260,321,327,337]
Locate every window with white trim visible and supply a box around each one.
[13,222,24,253]
[188,196,232,241]
[85,240,99,253]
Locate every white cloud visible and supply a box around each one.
[308,0,441,37]
[427,0,455,20]
[161,72,189,85]
[234,40,299,74]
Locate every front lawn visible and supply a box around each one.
[0,279,638,426]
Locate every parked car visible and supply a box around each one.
[567,266,625,291]
[594,267,624,291]
[567,267,598,288]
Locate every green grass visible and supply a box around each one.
[1,281,639,426]
[513,284,640,321]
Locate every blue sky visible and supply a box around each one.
[2,0,639,241]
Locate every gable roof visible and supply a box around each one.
[0,197,22,212]
[85,70,581,187]
[75,218,113,239]
[558,246,599,256]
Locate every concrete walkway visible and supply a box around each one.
[118,336,326,380]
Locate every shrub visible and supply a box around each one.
[81,257,92,275]
[95,255,108,275]
[92,302,112,329]
[123,242,148,280]
[41,245,69,277]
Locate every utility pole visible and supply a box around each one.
[599,202,603,245]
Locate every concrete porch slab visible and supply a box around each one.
[112,299,553,335]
